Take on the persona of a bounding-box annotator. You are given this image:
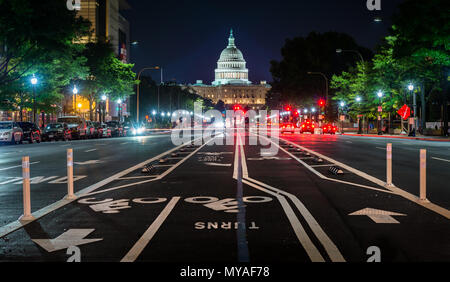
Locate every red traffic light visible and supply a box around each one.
[318,99,326,107]
[284,105,291,112]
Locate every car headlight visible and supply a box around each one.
[132,129,137,135]
[137,127,144,134]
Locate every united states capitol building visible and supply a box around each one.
[189,30,271,109]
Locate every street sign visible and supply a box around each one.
[397,104,411,120]
[378,106,383,112]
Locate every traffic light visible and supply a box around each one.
[318,99,326,107]
[284,105,291,112]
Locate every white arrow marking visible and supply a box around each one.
[349,208,406,224]
[32,229,103,252]
[204,162,232,167]
[74,160,104,165]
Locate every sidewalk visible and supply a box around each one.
[342,133,450,142]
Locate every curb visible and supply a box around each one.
[342,133,450,142]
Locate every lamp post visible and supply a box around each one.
[377,91,384,135]
[408,83,417,136]
[72,86,78,116]
[30,75,38,124]
[137,66,163,124]
[356,96,363,134]
[336,49,364,66]
[339,101,345,133]
[101,95,107,123]
[117,99,123,123]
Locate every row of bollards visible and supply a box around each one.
[19,149,76,221]
[385,143,428,202]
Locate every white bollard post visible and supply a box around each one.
[66,149,77,200]
[419,149,429,202]
[386,143,393,187]
[19,156,35,221]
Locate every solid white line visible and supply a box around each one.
[432,157,450,163]
[204,163,232,167]
[238,134,344,262]
[81,137,212,197]
[117,176,159,180]
[278,136,450,219]
[242,179,325,262]
[0,161,40,171]
[121,197,180,262]
[0,138,201,238]
[85,149,97,153]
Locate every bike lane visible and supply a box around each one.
[242,132,450,262]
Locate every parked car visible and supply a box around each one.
[17,122,41,143]
[98,123,112,138]
[57,116,87,140]
[86,121,98,139]
[106,121,124,137]
[0,121,23,145]
[42,123,72,141]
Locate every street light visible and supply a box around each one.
[30,75,38,124]
[356,96,363,133]
[137,66,163,124]
[407,83,417,136]
[377,91,384,135]
[117,99,123,123]
[72,86,79,116]
[339,102,345,133]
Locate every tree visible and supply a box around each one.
[0,0,90,87]
[80,39,137,121]
[269,31,372,113]
[391,0,450,135]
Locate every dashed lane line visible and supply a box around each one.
[0,161,40,171]
[84,149,97,153]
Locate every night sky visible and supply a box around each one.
[121,0,405,85]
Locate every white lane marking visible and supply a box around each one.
[278,137,450,219]
[120,142,129,145]
[349,208,406,224]
[0,137,202,238]
[32,229,102,252]
[0,161,40,171]
[310,164,335,168]
[238,136,345,262]
[74,160,103,165]
[242,179,325,262]
[118,176,159,180]
[121,197,180,262]
[263,136,394,194]
[376,147,386,150]
[432,157,450,163]
[204,162,232,167]
[81,136,218,197]
[85,149,97,153]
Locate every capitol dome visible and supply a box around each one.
[212,29,251,86]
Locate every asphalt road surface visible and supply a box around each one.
[0,130,449,262]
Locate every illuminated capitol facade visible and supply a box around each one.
[190,30,270,109]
